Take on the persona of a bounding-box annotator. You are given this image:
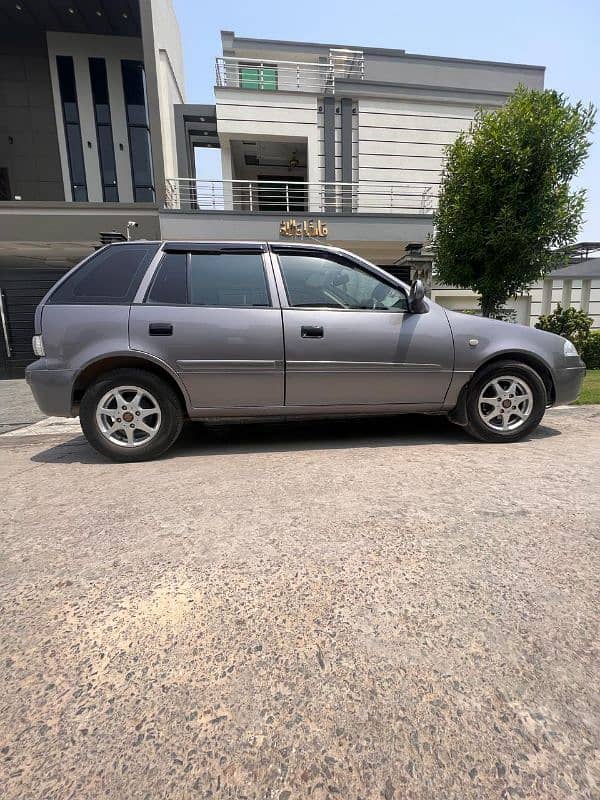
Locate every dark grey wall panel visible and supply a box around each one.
[0,32,64,201]
[0,204,160,242]
[340,98,353,186]
[323,96,335,185]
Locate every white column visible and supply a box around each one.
[541,279,553,315]
[581,279,591,313]
[561,279,572,308]
[220,139,233,211]
[306,131,321,212]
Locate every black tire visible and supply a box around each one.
[80,368,184,462]
[463,360,547,443]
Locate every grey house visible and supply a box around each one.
[164,30,544,274]
[0,0,184,377]
[0,13,550,377]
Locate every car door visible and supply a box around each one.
[271,247,454,407]
[129,244,284,409]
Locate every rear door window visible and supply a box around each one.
[146,252,187,305]
[48,243,159,304]
[188,253,270,307]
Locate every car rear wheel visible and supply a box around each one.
[463,360,547,443]
[80,368,184,462]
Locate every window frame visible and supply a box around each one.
[121,59,155,203]
[272,249,409,313]
[142,248,275,310]
[89,57,119,203]
[56,55,88,202]
[239,63,278,91]
[46,243,161,306]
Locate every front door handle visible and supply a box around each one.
[301,325,324,338]
[149,322,173,336]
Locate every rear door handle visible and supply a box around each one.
[301,325,324,338]
[149,322,173,336]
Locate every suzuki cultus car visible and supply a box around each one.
[26,241,585,461]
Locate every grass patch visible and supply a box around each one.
[575,370,600,405]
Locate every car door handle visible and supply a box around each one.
[301,325,324,338]
[149,322,173,336]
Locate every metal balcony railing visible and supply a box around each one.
[165,178,437,215]
[215,50,364,94]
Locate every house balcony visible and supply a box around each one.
[165,178,437,215]
[215,50,364,94]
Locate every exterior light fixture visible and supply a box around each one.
[68,7,75,14]
[96,9,102,15]
[122,12,128,18]
[16,4,23,10]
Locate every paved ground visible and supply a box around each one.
[1,406,599,800]
[0,379,46,433]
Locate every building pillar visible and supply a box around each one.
[561,279,572,308]
[541,278,553,315]
[220,140,233,211]
[581,279,591,313]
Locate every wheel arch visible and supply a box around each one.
[72,352,191,415]
[450,350,555,426]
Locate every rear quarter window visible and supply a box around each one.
[47,243,160,304]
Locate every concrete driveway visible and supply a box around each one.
[1,407,599,799]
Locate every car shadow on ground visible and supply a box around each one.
[29,413,562,465]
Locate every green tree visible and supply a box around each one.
[433,87,595,317]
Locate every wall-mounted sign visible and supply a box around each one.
[280,218,328,238]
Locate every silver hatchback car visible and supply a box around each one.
[26,241,585,462]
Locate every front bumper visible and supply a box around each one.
[553,363,586,406]
[25,360,76,417]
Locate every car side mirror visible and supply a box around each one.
[409,279,427,313]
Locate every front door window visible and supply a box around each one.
[278,253,408,311]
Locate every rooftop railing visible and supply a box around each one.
[165,178,437,215]
[215,50,364,94]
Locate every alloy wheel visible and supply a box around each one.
[477,375,533,432]
[95,385,162,448]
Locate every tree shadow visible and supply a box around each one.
[30,413,561,465]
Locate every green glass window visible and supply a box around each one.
[239,65,277,91]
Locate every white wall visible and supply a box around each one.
[530,278,600,329]
[147,0,185,183]
[356,97,477,200]
[46,31,143,203]
[215,88,321,210]
[431,288,530,325]
[433,278,600,330]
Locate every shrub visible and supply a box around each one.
[581,331,600,369]
[535,304,593,352]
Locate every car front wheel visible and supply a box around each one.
[463,360,547,443]
[80,368,184,462]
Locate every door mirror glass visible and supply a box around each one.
[409,279,427,314]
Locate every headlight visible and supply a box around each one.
[563,339,578,357]
[32,335,45,357]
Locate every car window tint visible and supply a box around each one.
[146,252,187,304]
[49,243,159,304]
[278,253,407,311]
[189,253,270,307]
